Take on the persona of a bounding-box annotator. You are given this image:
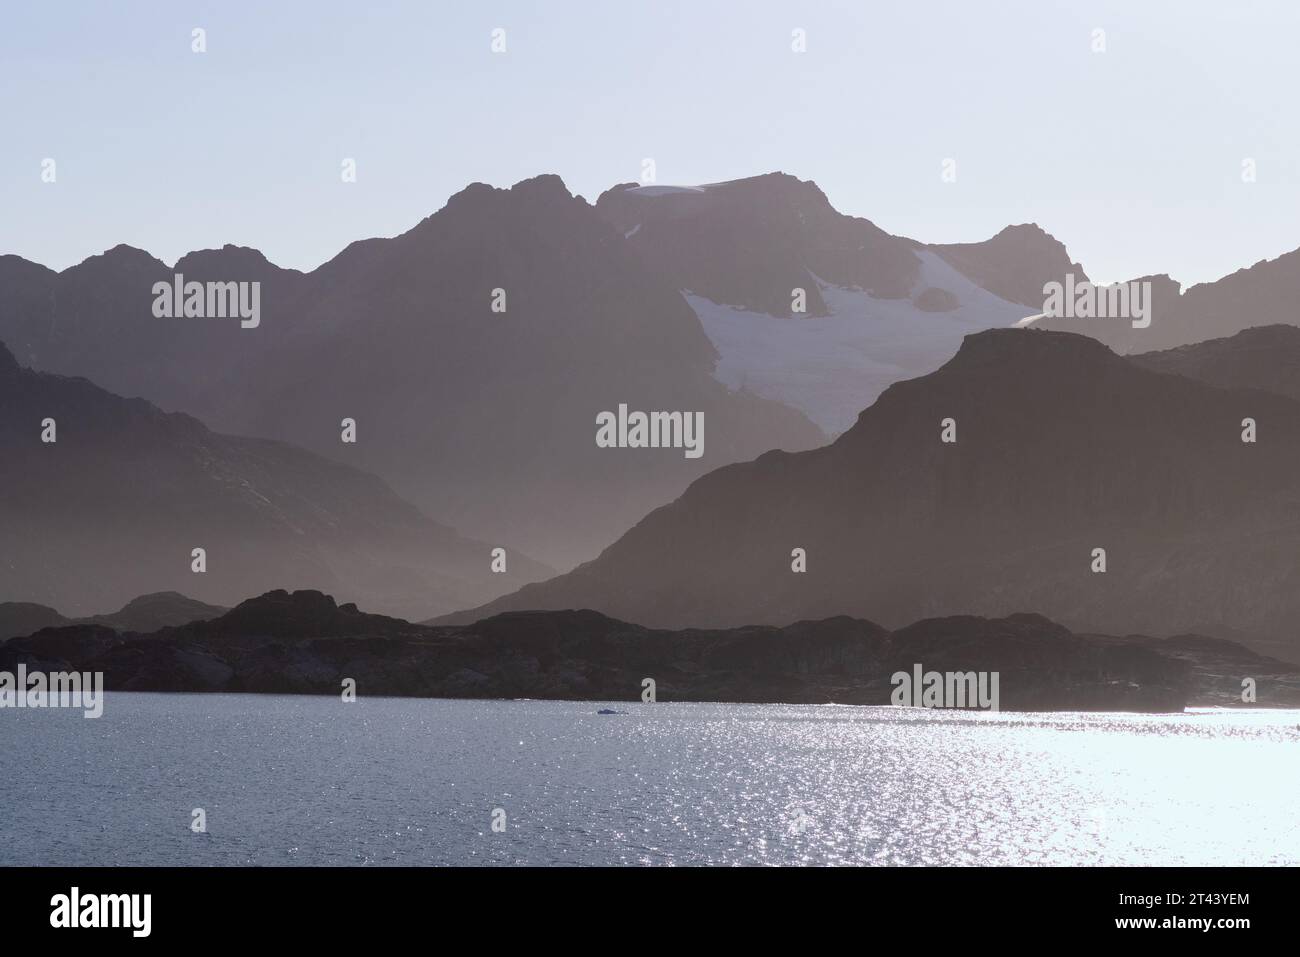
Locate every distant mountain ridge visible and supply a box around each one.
[0,591,225,641]
[1129,324,1300,401]
[1026,247,1300,353]
[0,342,549,619]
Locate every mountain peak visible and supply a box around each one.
[993,222,1051,239]
[173,244,285,275]
[209,589,409,638]
[442,174,575,214]
[509,172,572,199]
[424,175,583,238]
[929,224,1087,309]
[69,244,166,274]
[0,339,18,375]
[947,327,1118,372]
[593,169,918,313]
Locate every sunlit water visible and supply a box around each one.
[1,694,1296,866]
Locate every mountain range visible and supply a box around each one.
[9,172,1300,577]
[0,176,827,569]
[6,171,1300,644]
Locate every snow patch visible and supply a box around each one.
[624,184,708,197]
[687,251,1037,435]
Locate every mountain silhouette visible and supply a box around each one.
[595,172,923,317]
[927,223,1088,309]
[0,591,225,641]
[443,328,1300,658]
[1130,324,1300,402]
[0,176,825,569]
[0,342,549,619]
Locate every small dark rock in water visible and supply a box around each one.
[596,708,626,715]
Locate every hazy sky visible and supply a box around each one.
[3,1,1297,286]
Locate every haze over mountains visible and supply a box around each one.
[0,176,828,569]
[6,170,1300,630]
[9,171,1300,577]
[448,327,1300,659]
[0,342,548,619]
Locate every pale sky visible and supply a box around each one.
[3,0,1297,288]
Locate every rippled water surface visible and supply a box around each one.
[2,694,1297,866]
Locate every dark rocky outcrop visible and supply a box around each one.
[7,588,1266,713]
[1108,632,1300,707]
[0,624,123,674]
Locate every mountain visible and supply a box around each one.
[0,588,1205,711]
[444,328,1300,659]
[0,176,825,570]
[0,602,67,642]
[595,175,1073,434]
[926,223,1089,309]
[1026,246,1300,353]
[0,343,549,619]
[1129,324,1300,402]
[9,171,1299,573]
[83,592,227,633]
[595,173,923,317]
[0,244,310,414]
[0,591,225,641]
[1115,632,1300,708]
